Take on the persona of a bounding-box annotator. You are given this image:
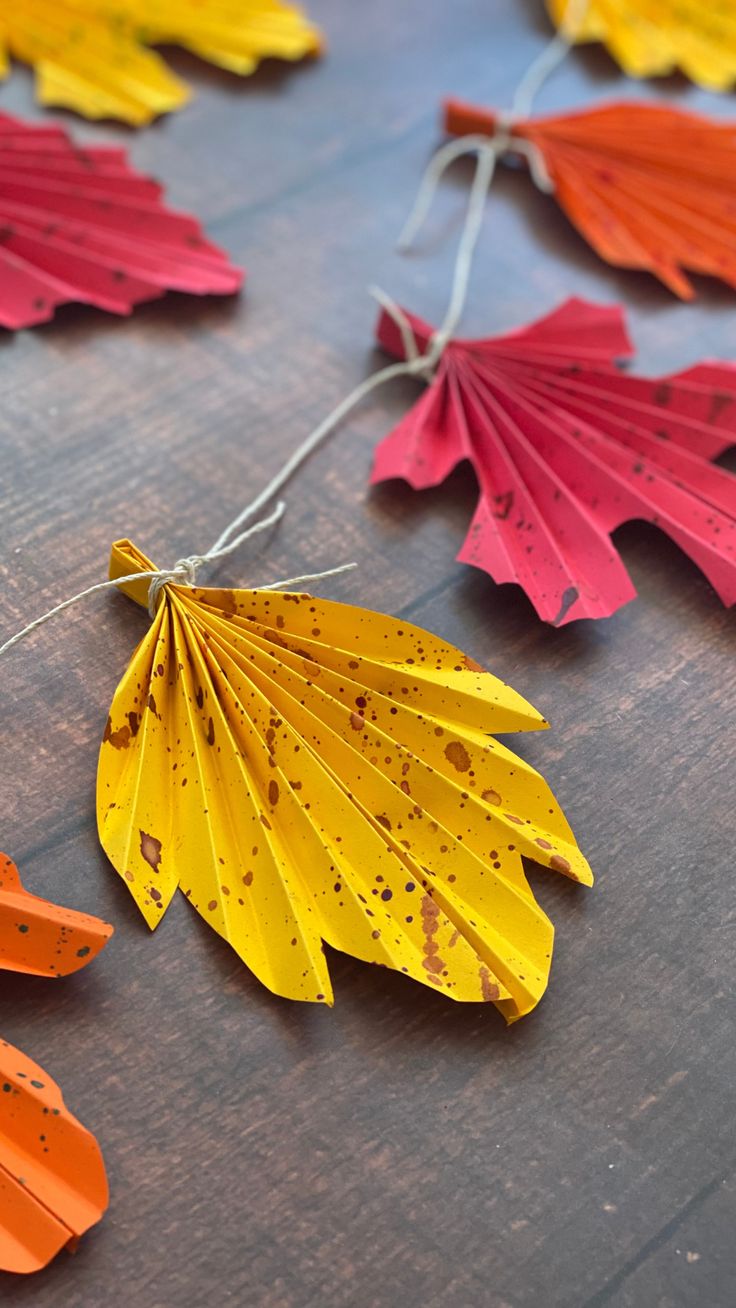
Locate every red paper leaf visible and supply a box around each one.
[444,99,736,299]
[0,113,243,329]
[372,298,736,624]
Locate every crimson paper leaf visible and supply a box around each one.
[372,298,736,624]
[0,113,243,329]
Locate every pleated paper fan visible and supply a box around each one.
[444,98,736,298]
[97,538,593,1023]
[547,0,736,92]
[0,0,322,126]
[372,297,736,625]
[0,854,111,1273]
[0,113,243,329]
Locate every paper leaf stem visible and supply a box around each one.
[0,113,243,329]
[98,538,593,1022]
[372,297,736,624]
[445,98,736,298]
[0,1,322,126]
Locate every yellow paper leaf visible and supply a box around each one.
[97,540,593,1021]
[0,1,322,126]
[548,0,736,91]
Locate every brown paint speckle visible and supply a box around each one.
[479,966,500,1002]
[139,831,162,872]
[420,893,445,976]
[445,740,471,772]
[463,654,486,674]
[104,717,131,750]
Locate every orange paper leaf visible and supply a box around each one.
[0,1039,108,1274]
[0,853,113,978]
[445,98,736,298]
[0,855,111,1273]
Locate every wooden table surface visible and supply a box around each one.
[1,2,734,1305]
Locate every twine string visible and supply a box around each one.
[510,0,591,120]
[197,136,499,563]
[397,0,590,256]
[0,3,588,660]
[0,137,497,660]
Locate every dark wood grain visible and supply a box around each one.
[0,2,734,1305]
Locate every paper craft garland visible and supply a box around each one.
[444,98,736,299]
[0,0,322,126]
[0,855,111,1273]
[97,538,593,1022]
[372,297,736,624]
[0,113,243,330]
[547,0,736,92]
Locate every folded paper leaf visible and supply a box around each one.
[547,0,736,91]
[444,98,736,298]
[0,1,322,126]
[0,113,243,330]
[0,854,111,1272]
[98,538,593,1021]
[0,853,113,978]
[372,297,736,624]
[0,1038,108,1274]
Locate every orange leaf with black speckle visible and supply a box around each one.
[0,1039,108,1274]
[0,855,111,1273]
[0,853,113,977]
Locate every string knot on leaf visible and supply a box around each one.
[147,556,205,617]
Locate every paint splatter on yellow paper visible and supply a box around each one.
[548,0,736,91]
[98,540,593,1021]
[0,1,322,126]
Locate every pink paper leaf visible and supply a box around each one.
[372,298,736,624]
[0,113,243,329]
